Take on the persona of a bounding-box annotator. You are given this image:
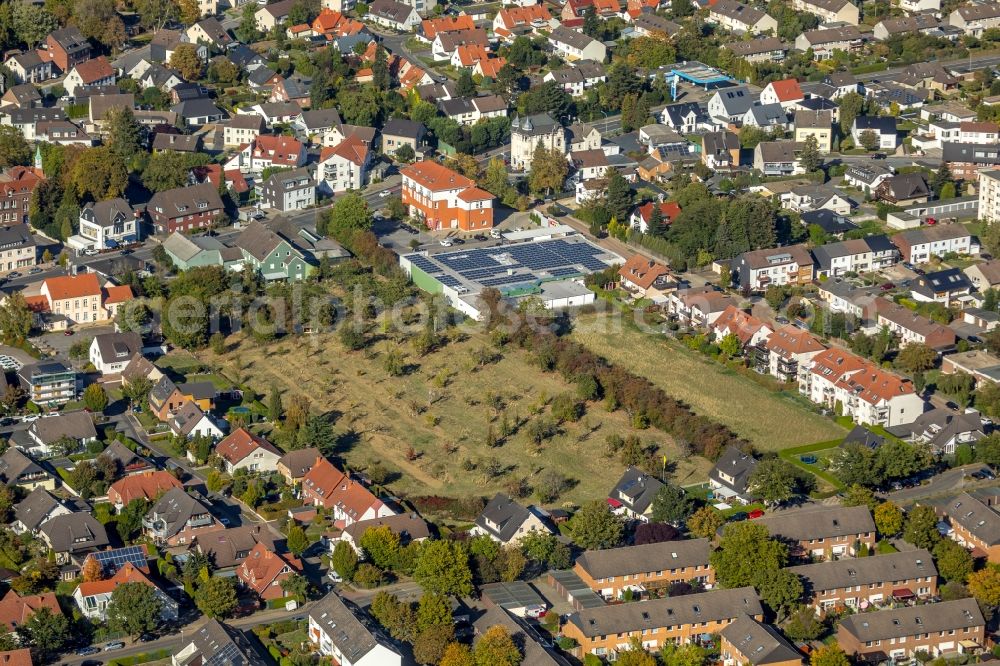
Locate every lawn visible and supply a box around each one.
[196,323,712,505]
[569,315,846,451]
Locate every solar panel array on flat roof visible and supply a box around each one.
[91,545,148,574]
[549,266,582,278]
[407,255,442,275]
[480,274,537,287]
[437,274,464,288]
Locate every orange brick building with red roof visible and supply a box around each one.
[400,161,494,232]
[236,543,303,600]
[0,167,44,227]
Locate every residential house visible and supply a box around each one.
[173,618,268,666]
[795,27,864,60]
[756,325,826,383]
[492,5,551,40]
[755,505,876,559]
[562,587,763,660]
[421,14,475,41]
[943,349,1000,385]
[259,167,315,212]
[143,487,222,546]
[236,543,303,600]
[760,79,805,109]
[875,173,929,206]
[401,160,494,231]
[88,332,142,375]
[471,493,552,545]
[607,467,664,522]
[43,27,91,73]
[801,209,860,237]
[22,411,97,458]
[0,224,35,273]
[844,164,893,193]
[185,18,234,51]
[548,26,607,62]
[11,488,70,535]
[791,0,859,24]
[510,114,566,170]
[301,457,394,526]
[734,244,815,291]
[701,131,740,170]
[0,590,61,633]
[367,0,421,31]
[380,118,426,155]
[63,57,115,97]
[222,115,265,148]
[216,428,282,474]
[754,142,802,176]
[170,98,226,126]
[781,185,854,215]
[900,408,987,455]
[75,198,140,252]
[193,524,278,570]
[147,183,225,235]
[255,0,297,31]
[665,286,738,326]
[744,103,791,131]
[709,0,778,34]
[811,236,898,277]
[661,102,709,134]
[317,136,370,195]
[73,562,178,621]
[101,440,154,477]
[708,446,758,504]
[618,255,671,297]
[892,226,977,263]
[708,87,754,124]
[233,220,311,281]
[438,95,507,126]
[629,201,680,234]
[573,540,714,600]
[432,28,489,60]
[788,549,938,612]
[0,167,43,227]
[950,3,1000,36]
[712,306,773,350]
[978,168,1000,221]
[909,268,973,306]
[875,297,957,349]
[720,615,803,666]
[3,52,52,85]
[852,116,899,150]
[724,37,788,63]
[800,348,925,427]
[39,514,109,564]
[794,109,833,152]
[277,448,322,485]
[308,592,402,666]
[338,513,431,555]
[837,599,985,662]
[107,471,183,511]
[0,84,42,111]
[37,273,113,325]
[170,402,223,441]
[0,650,31,666]
[225,135,306,176]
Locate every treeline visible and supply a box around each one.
[509,317,747,461]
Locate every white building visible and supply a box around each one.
[509,114,566,170]
[316,136,371,195]
[89,332,143,376]
[70,198,139,252]
[308,593,402,666]
[980,168,1000,222]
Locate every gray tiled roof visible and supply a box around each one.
[14,488,62,532]
[608,466,664,515]
[474,493,532,542]
[0,449,43,485]
[40,513,109,554]
[29,411,97,445]
[754,504,875,542]
[709,445,758,495]
[720,614,803,666]
[308,592,399,663]
[839,598,983,642]
[942,492,1000,546]
[575,539,712,579]
[93,332,142,367]
[788,549,935,593]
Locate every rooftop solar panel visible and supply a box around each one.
[91,545,148,574]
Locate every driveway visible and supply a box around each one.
[34,325,116,357]
[881,463,995,504]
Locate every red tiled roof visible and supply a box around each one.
[75,562,156,598]
[0,590,61,632]
[72,56,113,84]
[401,161,475,192]
[252,135,304,166]
[712,305,770,345]
[216,428,280,465]
[108,471,182,505]
[455,44,490,67]
[768,78,804,102]
[765,325,826,359]
[496,5,551,29]
[422,14,475,40]
[456,186,494,202]
[24,295,49,313]
[476,58,507,78]
[0,649,32,666]
[302,457,347,503]
[593,0,621,13]
[960,121,999,133]
[320,135,369,167]
[0,167,43,199]
[236,543,302,596]
[635,201,681,224]
[43,273,101,301]
[618,254,669,290]
[104,284,133,305]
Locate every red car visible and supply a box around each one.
[926,217,937,225]
[748,509,765,519]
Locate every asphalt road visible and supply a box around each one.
[882,463,995,504]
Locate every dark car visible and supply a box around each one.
[452,238,464,244]
[914,267,926,275]
[119,249,133,256]
[138,633,156,642]
[76,647,100,656]
[473,234,487,241]
[81,660,102,666]
[872,153,887,160]
[728,511,748,522]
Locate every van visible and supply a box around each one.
[490,228,502,239]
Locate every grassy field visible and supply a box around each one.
[193,326,713,506]
[569,315,846,450]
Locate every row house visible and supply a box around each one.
[800,348,924,427]
[401,160,494,231]
[734,244,815,292]
[724,37,788,63]
[837,599,985,663]
[492,5,551,40]
[421,14,475,42]
[543,60,606,98]
[720,615,803,666]
[3,52,52,85]
[548,26,607,62]
[574,540,714,600]
[795,27,864,61]
[938,492,1000,562]
[754,325,826,384]
[874,298,957,350]
[562,587,763,660]
[755,505,877,560]
[224,135,306,176]
[873,14,941,40]
[301,457,395,527]
[791,0,859,24]
[708,0,778,35]
[811,235,898,278]
[665,286,738,326]
[788,549,937,613]
[949,3,1000,36]
[891,226,978,264]
[711,306,773,350]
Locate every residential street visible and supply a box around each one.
[882,463,996,504]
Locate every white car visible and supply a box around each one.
[439,239,453,247]
[490,228,502,239]
[328,570,343,583]
[83,249,100,256]
[379,190,391,198]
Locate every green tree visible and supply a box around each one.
[280,573,310,602]
[414,624,455,665]
[749,458,813,505]
[783,605,825,641]
[528,144,568,196]
[141,152,211,192]
[414,540,473,596]
[104,107,143,165]
[799,134,821,172]
[842,484,877,510]
[117,498,151,542]
[0,126,31,170]
[193,577,238,618]
[605,168,634,222]
[106,581,163,639]
[267,385,283,423]
[83,383,108,412]
[719,332,741,359]
[660,640,707,666]
[568,500,625,550]
[416,591,452,632]
[122,376,153,408]
[324,191,372,234]
[70,146,128,200]
[811,644,850,666]
[687,506,725,539]
[903,505,941,549]
[874,501,904,537]
[331,541,358,581]
[0,292,33,343]
[170,43,203,81]
[754,568,803,618]
[456,69,476,97]
[934,537,973,582]
[520,532,571,569]
[838,92,865,133]
[473,625,521,666]
[858,129,880,151]
[360,525,402,570]
[967,563,1000,607]
[286,520,309,555]
[895,343,937,374]
[649,484,694,525]
[372,45,390,90]
[18,607,69,658]
[12,3,58,48]
[710,521,788,588]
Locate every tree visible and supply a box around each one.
[650,484,694,525]
[440,643,475,666]
[934,538,973,582]
[811,645,850,666]
[73,0,119,46]
[286,520,309,555]
[799,134,821,172]
[903,505,941,549]
[19,607,69,658]
[616,639,658,666]
[660,641,707,666]
[416,591,452,632]
[170,44,203,81]
[967,563,1000,607]
[687,506,725,539]
[754,568,804,618]
[719,333,741,359]
[605,168,634,222]
[193,577,238,618]
[135,0,178,29]
[473,626,521,666]
[895,343,937,374]
[372,45,390,90]
[267,385,282,423]
[414,623,455,665]
[83,383,108,412]
[838,92,865,133]
[331,541,358,581]
[456,69,476,97]
[710,522,788,588]
[874,501,904,537]
[360,525,402,570]
[414,540,473,596]
[858,129,880,151]
[70,146,127,200]
[931,163,953,197]
[520,532,571,569]
[568,500,625,550]
[0,126,30,170]
[280,573,310,602]
[0,292,32,343]
[324,191,372,234]
[842,484,877,510]
[141,151,211,192]
[528,145,568,196]
[81,557,103,583]
[106,582,163,639]
[12,3,58,48]
[395,144,415,163]
[784,605,824,641]
[117,498,150,542]
[749,458,813,505]
[123,376,153,408]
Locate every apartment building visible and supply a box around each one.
[795,27,864,60]
[147,183,225,235]
[0,224,36,273]
[39,274,108,325]
[400,160,494,231]
[788,549,938,612]
[76,198,139,251]
[978,168,1000,222]
[17,361,77,407]
[0,167,44,227]
[734,244,815,291]
[665,287,738,326]
[573,540,714,600]
[510,114,566,171]
[754,325,826,383]
[308,592,402,666]
[712,306,773,349]
[754,505,877,559]
[837,599,985,662]
[562,587,763,660]
[791,0,859,24]
[938,492,1000,562]
[891,226,977,263]
[259,167,315,212]
[801,348,924,427]
[949,3,1000,36]
[222,115,265,147]
[874,298,957,350]
[793,110,834,152]
[317,136,370,195]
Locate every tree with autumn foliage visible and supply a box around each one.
[81,557,103,582]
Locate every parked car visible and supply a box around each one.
[473,234,487,241]
[439,239,453,247]
[7,272,21,279]
[872,153,887,160]
[490,228,502,239]
[103,642,125,652]
[379,190,391,198]
[926,217,937,225]
[525,605,547,618]
[748,509,765,519]
[880,282,895,291]
[63,329,74,336]
[76,647,100,656]
[28,268,42,275]
[728,511,748,522]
